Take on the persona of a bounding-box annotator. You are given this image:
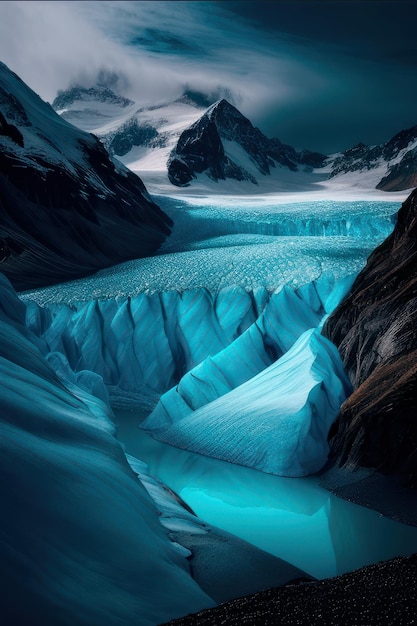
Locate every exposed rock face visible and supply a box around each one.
[323,188,417,483]
[376,147,417,191]
[330,142,383,177]
[167,99,326,186]
[0,62,172,291]
[52,85,134,110]
[104,118,160,157]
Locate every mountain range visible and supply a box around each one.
[52,83,417,193]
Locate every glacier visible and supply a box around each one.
[18,199,399,476]
[20,273,353,479]
[5,194,407,622]
[22,275,351,412]
[19,198,398,303]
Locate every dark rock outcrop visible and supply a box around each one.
[168,99,327,186]
[377,146,417,191]
[0,111,24,147]
[330,142,383,177]
[0,62,172,291]
[104,118,159,157]
[52,85,134,110]
[323,188,417,483]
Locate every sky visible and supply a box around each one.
[1,1,417,153]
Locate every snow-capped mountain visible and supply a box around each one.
[167,98,327,186]
[52,82,417,196]
[51,85,329,192]
[0,62,172,291]
[328,125,417,192]
[52,86,208,172]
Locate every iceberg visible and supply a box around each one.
[144,328,352,477]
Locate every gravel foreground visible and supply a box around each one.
[162,553,417,625]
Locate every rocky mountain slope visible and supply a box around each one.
[329,126,417,192]
[0,62,172,291]
[323,187,417,484]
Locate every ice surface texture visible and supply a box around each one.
[0,274,213,625]
[19,198,397,305]
[143,309,352,477]
[144,276,349,428]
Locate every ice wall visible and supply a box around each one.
[25,275,347,409]
[0,274,214,625]
[21,271,353,478]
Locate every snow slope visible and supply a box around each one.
[52,86,206,181]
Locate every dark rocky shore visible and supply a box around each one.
[163,554,417,625]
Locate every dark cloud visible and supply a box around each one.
[1,1,416,154]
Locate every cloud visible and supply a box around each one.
[0,1,190,104]
[0,1,323,110]
[1,1,417,153]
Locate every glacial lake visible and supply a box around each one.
[114,408,417,581]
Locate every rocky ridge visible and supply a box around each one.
[330,125,417,191]
[52,85,134,110]
[323,187,417,484]
[0,62,172,291]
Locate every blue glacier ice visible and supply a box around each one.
[143,274,354,429]
[22,273,353,413]
[19,199,398,304]
[143,328,352,477]
[0,274,214,625]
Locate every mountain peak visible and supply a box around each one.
[168,98,326,187]
[52,85,134,111]
[206,98,243,119]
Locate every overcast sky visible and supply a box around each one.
[1,1,417,153]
